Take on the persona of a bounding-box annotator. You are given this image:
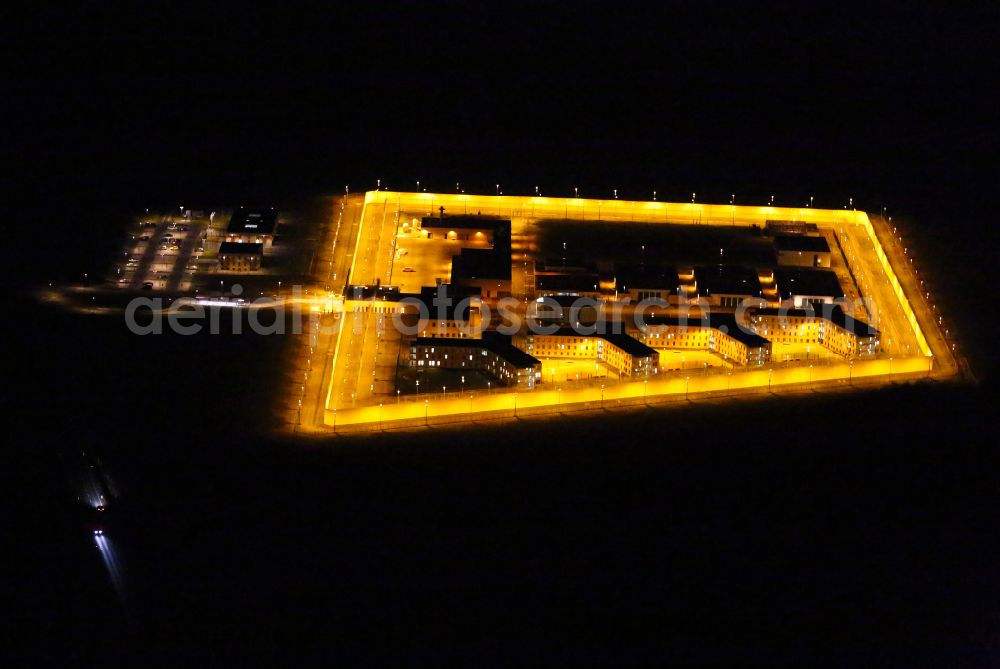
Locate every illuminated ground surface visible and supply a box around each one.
[285,192,960,434]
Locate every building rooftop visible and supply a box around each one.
[765,220,820,236]
[774,234,830,253]
[219,242,264,255]
[413,332,541,369]
[639,314,771,348]
[405,285,482,321]
[774,268,845,300]
[226,208,278,235]
[451,247,512,281]
[616,264,681,292]
[752,305,879,337]
[535,273,601,294]
[694,265,762,297]
[542,327,657,359]
[421,215,508,230]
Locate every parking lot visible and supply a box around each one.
[114,216,208,291]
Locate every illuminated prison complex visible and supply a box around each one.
[394,209,881,385]
[318,191,941,431]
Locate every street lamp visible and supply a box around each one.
[424,399,429,425]
[685,377,689,400]
[600,384,605,408]
[513,392,518,417]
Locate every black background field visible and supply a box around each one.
[8,4,1000,667]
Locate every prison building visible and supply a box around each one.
[522,327,658,377]
[408,332,541,388]
[627,313,772,366]
[746,306,880,358]
[774,234,832,268]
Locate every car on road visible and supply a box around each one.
[402,266,415,272]
[142,281,154,290]
[139,235,150,241]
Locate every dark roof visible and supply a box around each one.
[543,327,657,359]
[482,331,542,368]
[774,234,830,253]
[421,215,508,230]
[775,268,845,300]
[639,314,771,348]
[227,208,278,235]
[753,305,879,337]
[601,332,658,358]
[535,273,601,293]
[535,294,602,309]
[452,248,511,281]
[616,264,681,292]
[405,285,481,320]
[765,220,819,235]
[219,242,263,255]
[412,333,541,369]
[694,265,762,297]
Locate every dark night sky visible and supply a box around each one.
[8,4,1000,667]
[11,4,998,217]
